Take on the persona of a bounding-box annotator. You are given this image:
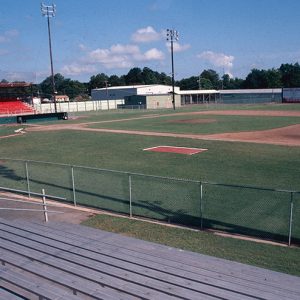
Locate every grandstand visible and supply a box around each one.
[0,98,35,116]
[0,82,35,116]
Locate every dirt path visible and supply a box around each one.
[24,110,300,146]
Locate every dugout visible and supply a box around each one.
[219,89,282,104]
[179,90,219,105]
[16,112,68,123]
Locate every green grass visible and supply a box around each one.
[0,124,27,137]
[1,130,299,243]
[1,130,299,189]
[1,104,300,244]
[82,214,300,277]
[88,114,300,134]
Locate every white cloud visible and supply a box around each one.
[87,44,164,69]
[143,48,165,60]
[197,51,234,69]
[78,43,88,51]
[61,42,166,77]
[0,29,19,43]
[61,63,97,76]
[165,42,191,53]
[131,26,163,43]
[110,44,140,54]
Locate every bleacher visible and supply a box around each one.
[0,98,35,115]
[1,218,300,299]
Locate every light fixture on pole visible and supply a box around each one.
[41,3,57,113]
[166,28,178,110]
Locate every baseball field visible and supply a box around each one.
[1,103,300,244]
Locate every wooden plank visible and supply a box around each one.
[0,230,262,300]
[0,287,25,300]
[1,267,81,300]
[1,227,295,300]
[1,252,139,300]
[3,219,299,296]
[1,218,300,300]
[0,248,182,300]
[47,221,300,290]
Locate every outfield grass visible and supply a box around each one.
[82,214,300,277]
[88,114,300,134]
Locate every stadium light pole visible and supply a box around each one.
[41,3,57,113]
[166,29,178,110]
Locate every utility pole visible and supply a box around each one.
[166,29,178,110]
[198,75,202,90]
[104,80,110,110]
[41,3,57,113]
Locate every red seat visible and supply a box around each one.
[0,98,35,115]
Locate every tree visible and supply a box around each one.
[108,75,124,86]
[60,79,86,99]
[140,67,157,84]
[124,67,144,85]
[243,69,267,89]
[200,69,220,89]
[39,73,65,98]
[88,73,109,91]
[279,63,300,87]
[178,76,198,90]
[157,72,171,85]
[265,69,282,88]
[243,67,284,89]
[39,73,87,100]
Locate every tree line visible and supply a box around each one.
[1,63,300,100]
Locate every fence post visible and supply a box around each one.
[42,189,48,222]
[71,167,77,207]
[288,192,294,246]
[25,161,31,198]
[129,175,132,218]
[200,182,203,230]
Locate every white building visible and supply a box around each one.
[91,84,180,101]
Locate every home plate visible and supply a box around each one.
[143,146,207,155]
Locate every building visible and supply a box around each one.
[282,88,300,103]
[92,84,182,109]
[124,94,181,109]
[91,84,180,101]
[91,85,285,110]
[54,95,69,102]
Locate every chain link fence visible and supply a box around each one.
[0,158,299,245]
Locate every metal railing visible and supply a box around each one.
[0,158,299,245]
[0,188,64,222]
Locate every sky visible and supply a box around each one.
[0,0,300,83]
